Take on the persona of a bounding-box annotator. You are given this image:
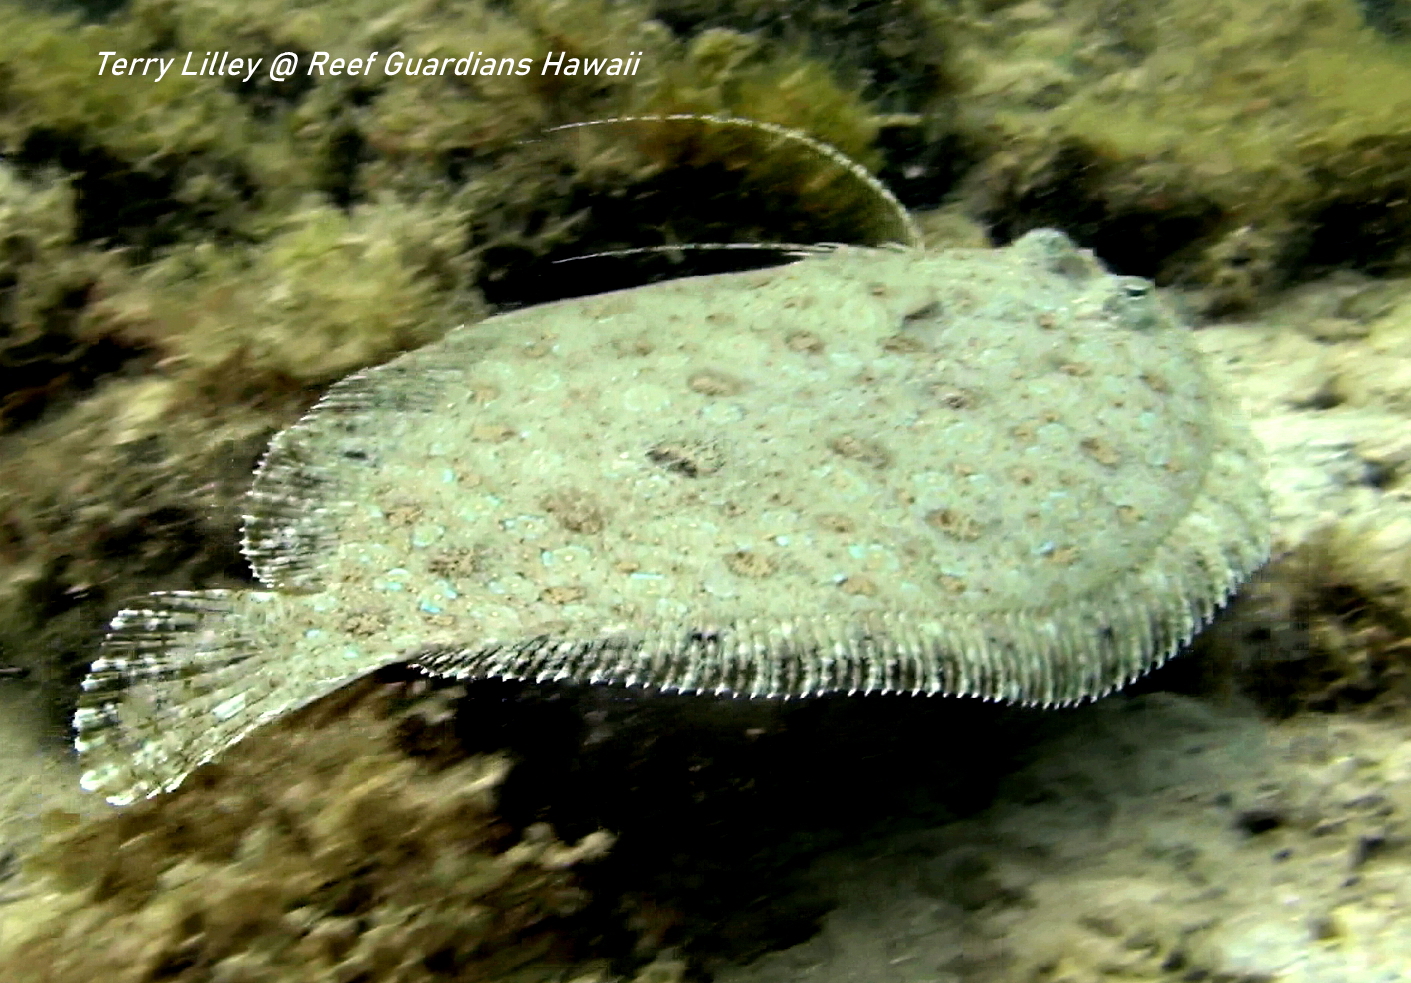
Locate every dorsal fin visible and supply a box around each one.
[241,340,478,590]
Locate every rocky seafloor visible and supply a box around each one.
[0,241,1408,983]
[1,0,1410,980]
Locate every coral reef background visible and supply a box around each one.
[1,0,1410,979]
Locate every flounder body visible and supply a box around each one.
[75,229,1269,804]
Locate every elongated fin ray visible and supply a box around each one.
[544,114,923,248]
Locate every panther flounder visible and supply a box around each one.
[74,229,1270,804]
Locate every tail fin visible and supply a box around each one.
[73,590,361,805]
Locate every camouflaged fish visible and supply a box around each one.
[74,187,1269,805]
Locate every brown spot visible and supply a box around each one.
[937,574,967,593]
[785,330,825,354]
[880,333,928,354]
[469,383,501,403]
[648,440,724,477]
[425,613,457,627]
[725,550,777,578]
[1011,424,1037,444]
[1037,312,1058,330]
[384,503,423,526]
[521,336,554,358]
[688,369,745,396]
[1046,546,1079,566]
[828,434,893,469]
[1116,505,1141,524]
[614,335,655,357]
[471,423,517,442]
[817,512,855,533]
[541,490,607,534]
[1081,436,1121,466]
[720,501,747,518]
[839,575,877,596]
[427,546,485,579]
[614,560,640,574]
[1060,362,1092,376]
[1011,466,1037,485]
[925,508,982,541]
[869,283,888,297]
[1140,371,1169,393]
[342,612,387,637]
[589,297,633,319]
[542,585,587,604]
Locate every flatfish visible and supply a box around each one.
[75,227,1269,804]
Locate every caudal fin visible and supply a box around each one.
[74,590,355,805]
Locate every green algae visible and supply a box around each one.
[5,679,616,983]
[939,0,1411,305]
[103,196,478,388]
